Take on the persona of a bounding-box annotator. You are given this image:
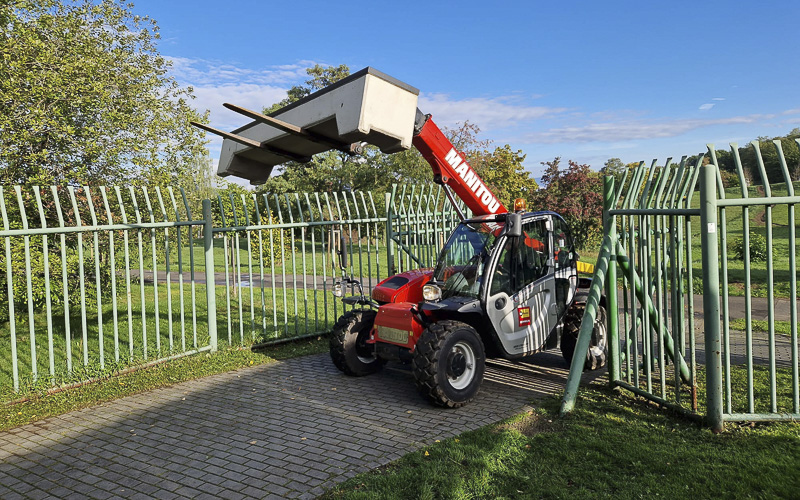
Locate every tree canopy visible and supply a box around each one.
[0,0,209,186]
[530,157,603,250]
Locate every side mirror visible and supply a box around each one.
[338,233,348,269]
[505,213,522,238]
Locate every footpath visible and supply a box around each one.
[0,351,585,499]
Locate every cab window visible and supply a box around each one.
[489,218,550,295]
[553,217,574,269]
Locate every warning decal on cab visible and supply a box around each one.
[518,306,531,327]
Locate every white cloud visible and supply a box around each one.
[168,56,315,87]
[712,98,726,101]
[166,57,323,150]
[521,115,775,144]
[699,103,715,111]
[418,93,568,131]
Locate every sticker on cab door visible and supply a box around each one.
[518,306,531,327]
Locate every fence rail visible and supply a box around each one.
[0,184,459,397]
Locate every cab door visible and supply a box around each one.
[484,216,558,356]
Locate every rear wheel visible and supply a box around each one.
[412,321,485,408]
[561,304,608,371]
[330,310,383,376]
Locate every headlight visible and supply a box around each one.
[423,284,442,301]
[332,282,343,297]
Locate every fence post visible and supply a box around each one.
[203,199,218,353]
[385,189,396,276]
[700,164,723,432]
[603,175,620,385]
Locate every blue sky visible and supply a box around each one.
[132,0,800,179]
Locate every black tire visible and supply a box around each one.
[561,304,608,371]
[330,310,383,376]
[412,321,485,408]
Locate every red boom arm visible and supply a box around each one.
[411,114,507,217]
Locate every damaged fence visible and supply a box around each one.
[562,140,799,431]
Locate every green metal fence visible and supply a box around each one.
[386,183,467,276]
[0,184,460,396]
[0,186,212,395]
[562,141,800,431]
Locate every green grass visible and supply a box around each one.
[0,281,345,398]
[690,183,799,299]
[173,232,429,278]
[323,382,800,499]
[729,318,799,336]
[0,337,328,432]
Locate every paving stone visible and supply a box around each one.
[0,351,574,498]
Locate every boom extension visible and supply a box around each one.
[412,111,507,217]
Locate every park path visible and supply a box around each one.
[0,351,593,499]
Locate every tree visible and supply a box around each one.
[263,64,350,115]
[601,157,626,182]
[0,0,209,186]
[472,145,537,208]
[530,157,603,250]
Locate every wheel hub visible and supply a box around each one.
[447,350,467,378]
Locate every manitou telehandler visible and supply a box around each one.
[194,67,607,408]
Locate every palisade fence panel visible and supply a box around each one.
[0,185,212,396]
[211,190,385,346]
[386,183,468,276]
[213,184,463,347]
[707,141,799,427]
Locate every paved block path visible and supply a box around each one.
[0,351,585,499]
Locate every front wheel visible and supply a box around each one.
[561,304,608,371]
[412,321,485,408]
[330,310,383,376]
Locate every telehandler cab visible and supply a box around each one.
[194,67,607,407]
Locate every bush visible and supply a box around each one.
[719,170,741,190]
[730,233,769,262]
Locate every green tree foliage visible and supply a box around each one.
[530,157,603,250]
[472,145,537,208]
[710,129,800,186]
[601,157,626,183]
[0,0,210,186]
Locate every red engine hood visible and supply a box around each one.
[371,268,433,304]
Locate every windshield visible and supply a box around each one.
[433,221,504,299]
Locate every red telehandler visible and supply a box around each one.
[194,68,607,407]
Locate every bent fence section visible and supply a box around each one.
[562,140,800,431]
[0,184,459,397]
